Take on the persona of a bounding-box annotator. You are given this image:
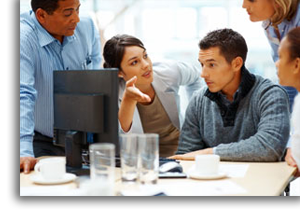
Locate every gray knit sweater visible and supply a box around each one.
[176,67,290,162]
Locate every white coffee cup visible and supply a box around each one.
[34,157,66,180]
[195,154,220,175]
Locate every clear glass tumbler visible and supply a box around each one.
[119,134,139,183]
[138,133,159,185]
[89,143,115,195]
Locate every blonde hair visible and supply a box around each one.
[271,0,299,26]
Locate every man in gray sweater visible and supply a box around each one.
[172,29,290,162]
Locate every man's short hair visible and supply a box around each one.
[31,0,60,14]
[199,28,248,64]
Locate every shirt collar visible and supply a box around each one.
[218,88,240,107]
[30,11,76,47]
[262,20,271,30]
[262,19,287,33]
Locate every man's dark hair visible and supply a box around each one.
[31,0,61,14]
[199,28,248,64]
[103,34,146,71]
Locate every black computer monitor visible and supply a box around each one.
[53,69,119,175]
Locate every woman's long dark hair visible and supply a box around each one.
[286,27,300,61]
[103,34,145,71]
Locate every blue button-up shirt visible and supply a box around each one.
[20,11,102,157]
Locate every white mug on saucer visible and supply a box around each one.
[195,154,220,175]
[34,157,66,180]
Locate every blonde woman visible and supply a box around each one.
[243,0,300,167]
[276,27,300,176]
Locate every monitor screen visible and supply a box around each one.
[53,69,119,173]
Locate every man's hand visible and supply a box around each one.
[169,148,213,161]
[20,157,37,174]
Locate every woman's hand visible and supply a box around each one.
[123,76,151,103]
[285,148,297,167]
[119,76,151,132]
[285,148,300,177]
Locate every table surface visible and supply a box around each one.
[155,161,296,196]
[20,160,296,196]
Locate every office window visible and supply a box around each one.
[198,7,228,37]
[20,0,277,82]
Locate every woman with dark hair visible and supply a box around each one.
[276,27,300,175]
[243,0,300,167]
[103,34,202,157]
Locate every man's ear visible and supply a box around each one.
[231,57,244,72]
[35,8,47,24]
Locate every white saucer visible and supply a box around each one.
[187,165,227,180]
[30,173,77,185]
[188,171,227,180]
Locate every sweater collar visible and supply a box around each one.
[204,65,256,103]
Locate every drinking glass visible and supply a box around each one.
[138,133,159,185]
[119,134,139,183]
[89,143,115,195]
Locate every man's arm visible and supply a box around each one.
[20,32,37,159]
[175,93,206,155]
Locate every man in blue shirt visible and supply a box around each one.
[20,0,101,173]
